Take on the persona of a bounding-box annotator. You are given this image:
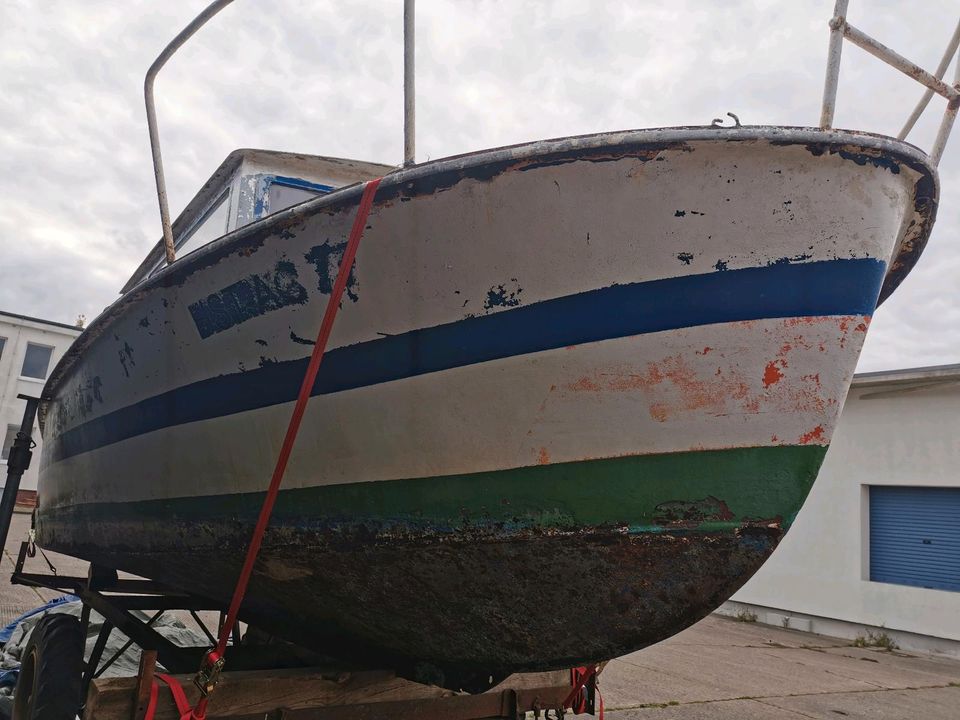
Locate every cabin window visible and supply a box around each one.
[1,424,17,461]
[177,191,230,258]
[20,343,53,380]
[267,182,323,213]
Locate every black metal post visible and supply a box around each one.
[0,394,40,551]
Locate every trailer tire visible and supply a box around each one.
[12,614,84,720]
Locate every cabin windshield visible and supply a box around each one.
[124,150,394,294]
[145,174,328,280]
[266,178,331,214]
[176,191,230,259]
[144,173,335,280]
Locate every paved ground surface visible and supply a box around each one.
[3,512,959,718]
[598,617,960,719]
[0,511,88,622]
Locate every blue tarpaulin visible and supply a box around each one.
[0,595,77,645]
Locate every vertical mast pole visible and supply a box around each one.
[404,0,416,165]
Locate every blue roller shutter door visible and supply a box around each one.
[870,486,960,592]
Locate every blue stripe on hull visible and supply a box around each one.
[47,258,886,464]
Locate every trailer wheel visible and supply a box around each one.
[13,614,84,720]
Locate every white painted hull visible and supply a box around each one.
[34,127,936,673]
[39,128,934,505]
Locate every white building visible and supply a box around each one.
[722,364,960,657]
[0,311,82,503]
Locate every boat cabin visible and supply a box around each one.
[122,150,393,293]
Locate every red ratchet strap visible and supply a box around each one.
[565,665,604,719]
[153,674,193,720]
[145,178,383,720]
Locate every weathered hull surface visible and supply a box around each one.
[36,127,936,674]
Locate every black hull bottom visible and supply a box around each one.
[37,518,780,677]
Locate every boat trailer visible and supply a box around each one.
[0,396,600,720]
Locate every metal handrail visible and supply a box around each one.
[898,20,960,141]
[820,0,960,165]
[144,0,418,265]
[145,0,235,266]
[146,2,958,266]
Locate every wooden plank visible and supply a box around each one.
[282,684,573,720]
[282,693,509,720]
[84,668,455,720]
[490,669,569,692]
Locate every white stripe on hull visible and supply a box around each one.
[41,315,867,507]
[44,140,914,435]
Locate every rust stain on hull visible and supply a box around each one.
[559,317,862,424]
[762,360,785,388]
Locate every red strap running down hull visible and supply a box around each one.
[150,178,382,720]
[140,179,602,720]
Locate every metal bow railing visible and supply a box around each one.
[821,0,960,166]
[144,1,960,267]
[144,0,235,266]
[144,0,417,266]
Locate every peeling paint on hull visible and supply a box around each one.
[35,127,937,673]
[188,260,309,338]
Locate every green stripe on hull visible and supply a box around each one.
[41,444,827,540]
[36,444,826,671]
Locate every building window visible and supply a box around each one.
[20,343,54,380]
[1,424,18,461]
[869,485,960,592]
[0,337,6,360]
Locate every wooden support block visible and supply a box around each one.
[85,668,454,720]
[131,650,157,720]
[280,683,572,720]
[491,669,570,692]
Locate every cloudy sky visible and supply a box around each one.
[1,0,957,372]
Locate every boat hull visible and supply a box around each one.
[39,444,822,673]
[36,127,936,674]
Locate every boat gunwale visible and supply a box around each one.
[41,125,938,427]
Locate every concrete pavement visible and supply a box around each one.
[0,510,88,624]
[598,615,960,718]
